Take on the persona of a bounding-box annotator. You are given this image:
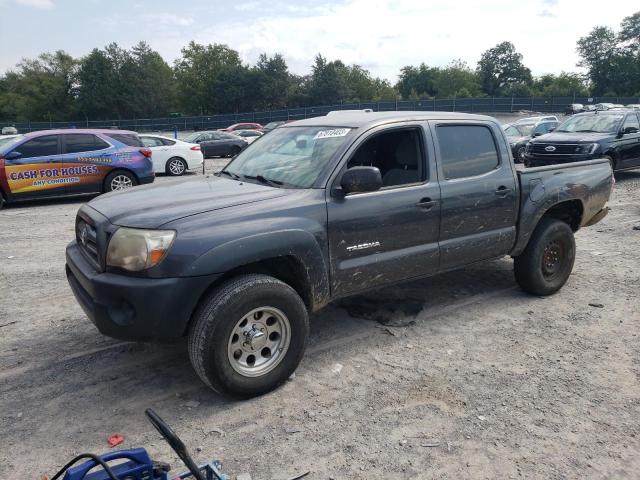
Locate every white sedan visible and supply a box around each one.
[140,134,204,176]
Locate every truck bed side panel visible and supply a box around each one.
[511,159,613,256]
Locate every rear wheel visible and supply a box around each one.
[516,146,526,163]
[166,157,187,176]
[514,217,576,296]
[188,274,309,398]
[229,146,241,157]
[104,170,137,192]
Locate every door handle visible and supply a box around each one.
[416,198,437,210]
[495,186,512,196]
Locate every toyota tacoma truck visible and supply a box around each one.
[65,111,613,398]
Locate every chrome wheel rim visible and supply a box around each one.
[111,174,133,191]
[227,306,291,377]
[169,159,185,175]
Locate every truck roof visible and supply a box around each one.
[285,111,497,129]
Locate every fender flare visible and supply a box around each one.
[185,229,330,309]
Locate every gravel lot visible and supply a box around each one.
[1,157,639,479]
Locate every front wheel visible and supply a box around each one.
[188,274,309,398]
[514,217,576,296]
[104,170,137,192]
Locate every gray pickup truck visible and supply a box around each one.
[65,112,612,398]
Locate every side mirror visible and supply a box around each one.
[339,166,382,195]
[532,132,542,137]
[548,127,556,132]
[4,151,21,160]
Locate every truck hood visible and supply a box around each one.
[88,175,288,229]
[531,131,611,143]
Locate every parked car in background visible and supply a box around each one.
[232,129,263,144]
[0,134,21,148]
[595,103,615,111]
[626,104,640,110]
[525,109,640,171]
[564,104,584,115]
[261,121,286,133]
[584,105,597,112]
[220,122,263,132]
[514,115,559,126]
[1,126,18,135]
[140,134,203,176]
[0,129,154,209]
[182,130,248,158]
[503,119,559,162]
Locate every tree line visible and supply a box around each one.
[0,11,638,122]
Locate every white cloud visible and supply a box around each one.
[14,0,54,8]
[142,13,194,27]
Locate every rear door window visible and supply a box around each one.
[14,135,59,158]
[436,125,499,180]
[623,114,640,132]
[160,137,176,146]
[141,137,164,147]
[63,134,110,154]
[109,133,143,147]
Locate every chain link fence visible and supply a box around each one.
[3,95,639,134]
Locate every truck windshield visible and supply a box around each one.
[555,114,623,133]
[222,126,353,188]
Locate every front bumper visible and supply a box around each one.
[65,241,219,342]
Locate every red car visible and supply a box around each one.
[219,122,263,132]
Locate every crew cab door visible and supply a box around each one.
[3,134,65,200]
[326,124,441,295]
[431,121,518,270]
[618,113,640,169]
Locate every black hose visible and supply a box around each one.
[50,453,119,480]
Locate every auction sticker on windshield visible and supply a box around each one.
[314,128,351,139]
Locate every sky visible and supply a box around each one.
[0,0,638,82]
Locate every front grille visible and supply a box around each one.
[529,143,582,155]
[76,217,100,268]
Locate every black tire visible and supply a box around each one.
[165,157,187,176]
[229,146,241,157]
[514,217,576,296]
[516,146,526,163]
[0,193,4,210]
[188,274,309,398]
[104,170,137,193]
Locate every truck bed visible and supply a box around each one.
[511,158,613,256]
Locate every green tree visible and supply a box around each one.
[174,42,244,115]
[433,60,482,97]
[307,54,350,105]
[532,72,589,97]
[619,11,640,46]
[253,53,290,109]
[477,41,532,96]
[576,27,619,95]
[0,51,77,121]
[396,64,438,99]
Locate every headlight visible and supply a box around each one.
[106,227,176,271]
[575,143,599,154]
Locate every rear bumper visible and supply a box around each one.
[138,173,155,185]
[65,241,219,341]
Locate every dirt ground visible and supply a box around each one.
[1,157,639,479]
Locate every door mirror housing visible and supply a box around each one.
[339,166,382,195]
[3,151,22,160]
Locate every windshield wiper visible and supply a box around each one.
[554,129,569,132]
[241,174,284,187]
[217,170,240,180]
